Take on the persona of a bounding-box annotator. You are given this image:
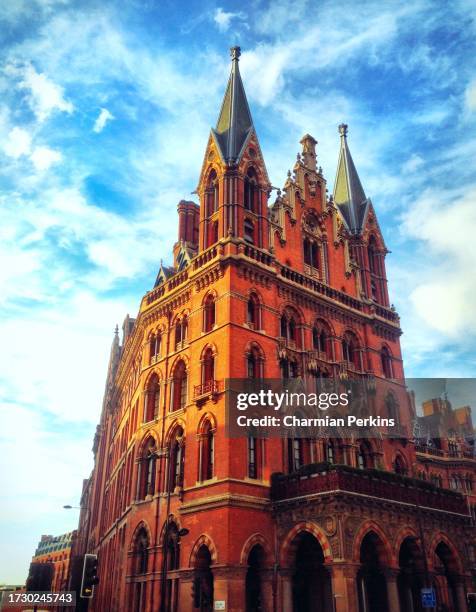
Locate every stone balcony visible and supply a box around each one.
[271,462,468,515]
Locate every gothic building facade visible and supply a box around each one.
[73,48,476,612]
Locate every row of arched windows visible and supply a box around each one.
[137,421,215,500]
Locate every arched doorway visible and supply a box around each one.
[291,532,332,612]
[357,532,389,612]
[434,542,459,611]
[193,545,214,611]
[246,544,265,612]
[397,537,424,612]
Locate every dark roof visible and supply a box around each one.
[333,124,369,234]
[212,46,254,163]
[154,265,175,287]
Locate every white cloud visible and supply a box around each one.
[465,78,476,112]
[400,188,476,339]
[213,7,246,32]
[93,107,114,133]
[401,153,424,173]
[19,64,73,121]
[3,126,32,158]
[30,145,62,170]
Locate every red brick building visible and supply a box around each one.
[28,532,74,594]
[74,47,476,612]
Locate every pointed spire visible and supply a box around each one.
[213,46,254,163]
[333,124,368,234]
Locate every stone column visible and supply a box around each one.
[177,571,194,612]
[384,568,401,612]
[260,569,275,612]
[455,577,468,612]
[279,568,293,612]
[330,563,360,612]
[213,565,247,612]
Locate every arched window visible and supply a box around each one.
[312,320,331,357]
[144,374,160,423]
[357,442,373,469]
[247,293,260,329]
[244,219,255,244]
[246,346,263,380]
[381,346,392,378]
[244,167,258,212]
[326,441,335,464]
[288,438,303,472]
[280,359,298,379]
[138,438,156,499]
[203,294,216,332]
[175,317,188,350]
[368,235,384,304]
[394,454,407,475]
[368,235,379,275]
[131,528,149,611]
[386,392,400,424]
[200,421,214,481]
[134,528,149,575]
[206,170,219,217]
[303,238,320,269]
[280,311,298,344]
[169,426,185,491]
[202,348,215,387]
[248,437,261,479]
[342,331,360,369]
[172,360,187,411]
[149,332,161,363]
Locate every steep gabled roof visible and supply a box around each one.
[333,124,369,235]
[212,46,254,164]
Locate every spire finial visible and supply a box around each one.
[338,123,348,138]
[114,324,119,336]
[230,46,241,61]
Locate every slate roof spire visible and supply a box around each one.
[213,46,254,163]
[333,124,369,234]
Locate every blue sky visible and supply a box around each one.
[0,0,475,584]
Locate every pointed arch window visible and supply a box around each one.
[312,320,331,358]
[138,438,157,499]
[175,317,188,350]
[199,420,215,481]
[206,170,219,217]
[326,441,335,464]
[149,332,161,363]
[144,374,160,423]
[303,238,320,269]
[248,437,262,479]
[244,167,258,212]
[280,312,298,344]
[247,293,260,329]
[288,438,303,472]
[172,360,187,411]
[381,346,393,378]
[246,346,263,379]
[203,294,216,332]
[342,331,360,369]
[202,348,215,386]
[169,426,185,491]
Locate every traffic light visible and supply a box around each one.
[80,554,99,599]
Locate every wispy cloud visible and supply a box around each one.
[93,107,114,133]
[213,7,246,32]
